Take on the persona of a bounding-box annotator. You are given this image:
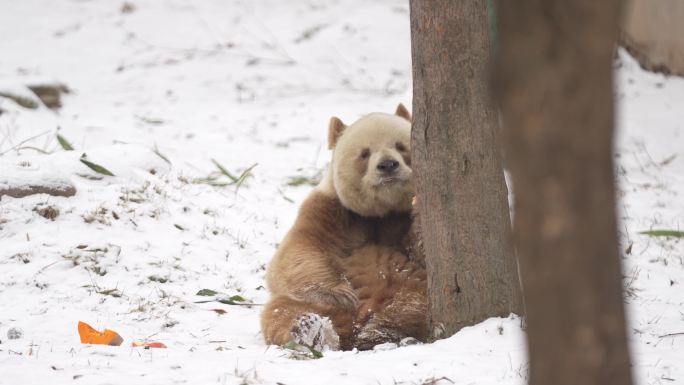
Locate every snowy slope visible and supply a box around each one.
[615,52,684,383]
[0,1,682,384]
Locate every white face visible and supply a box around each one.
[332,113,413,217]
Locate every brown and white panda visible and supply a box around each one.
[260,104,427,351]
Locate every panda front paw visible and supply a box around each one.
[290,313,340,351]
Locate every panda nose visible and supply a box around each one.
[377,158,400,173]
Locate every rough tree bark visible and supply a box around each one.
[409,0,523,339]
[495,1,634,384]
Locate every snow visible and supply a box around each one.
[0,1,682,384]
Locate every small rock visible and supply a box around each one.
[7,327,23,340]
[0,158,76,199]
[163,319,179,329]
[121,2,136,14]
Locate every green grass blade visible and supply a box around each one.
[152,144,171,164]
[234,163,258,189]
[0,91,39,109]
[306,345,323,358]
[639,230,684,238]
[196,289,219,296]
[217,295,246,305]
[80,155,115,176]
[211,159,239,182]
[282,341,323,359]
[135,115,164,125]
[56,133,74,151]
[286,175,318,187]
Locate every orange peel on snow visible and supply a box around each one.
[132,341,167,349]
[78,321,123,346]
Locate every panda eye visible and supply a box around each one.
[360,148,370,159]
[395,142,407,152]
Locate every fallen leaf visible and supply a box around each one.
[196,289,219,296]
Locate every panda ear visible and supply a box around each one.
[395,103,412,122]
[328,116,346,150]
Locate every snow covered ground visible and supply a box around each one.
[0,1,682,384]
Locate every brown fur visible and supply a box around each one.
[342,245,427,349]
[261,106,427,350]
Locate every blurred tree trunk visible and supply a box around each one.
[495,1,633,385]
[409,0,523,339]
[622,0,684,75]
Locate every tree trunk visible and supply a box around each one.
[409,0,523,339]
[495,1,634,385]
